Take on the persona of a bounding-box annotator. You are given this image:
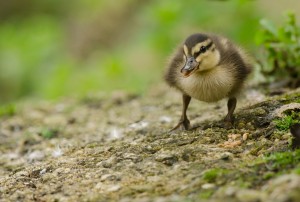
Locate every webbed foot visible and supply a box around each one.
[170,118,190,132]
[224,115,235,129]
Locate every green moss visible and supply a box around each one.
[263,171,275,180]
[281,93,300,104]
[242,150,300,187]
[202,168,228,183]
[198,190,214,199]
[274,111,300,131]
[40,128,59,139]
[263,149,300,171]
[234,179,252,188]
[274,116,294,131]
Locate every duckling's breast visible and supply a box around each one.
[179,66,235,102]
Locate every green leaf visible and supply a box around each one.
[260,19,277,36]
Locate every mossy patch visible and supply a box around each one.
[198,189,214,199]
[274,110,300,131]
[40,128,59,139]
[263,149,300,171]
[202,168,229,183]
[281,93,300,104]
[232,149,300,189]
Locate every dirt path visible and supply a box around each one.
[1,86,300,202]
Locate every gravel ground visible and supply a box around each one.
[1,86,300,202]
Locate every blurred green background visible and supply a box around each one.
[0,0,299,104]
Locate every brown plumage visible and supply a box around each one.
[164,33,252,131]
[290,123,300,149]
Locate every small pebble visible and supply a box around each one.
[27,150,45,162]
[229,134,241,140]
[39,168,47,175]
[52,147,63,158]
[107,184,121,192]
[242,133,248,141]
[202,183,216,189]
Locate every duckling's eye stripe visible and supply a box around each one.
[193,42,213,57]
[206,42,213,50]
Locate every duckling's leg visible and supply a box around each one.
[224,97,236,128]
[170,94,191,131]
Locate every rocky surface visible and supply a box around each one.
[0,86,300,202]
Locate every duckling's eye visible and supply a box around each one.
[200,46,207,53]
[194,46,207,57]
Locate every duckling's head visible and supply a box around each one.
[181,33,220,77]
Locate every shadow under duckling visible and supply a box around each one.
[165,33,253,131]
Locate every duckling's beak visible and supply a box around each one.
[181,57,199,77]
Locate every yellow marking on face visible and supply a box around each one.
[195,55,203,63]
[183,45,188,56]
[191,40,212,56]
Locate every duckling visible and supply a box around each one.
[165,33,252,131]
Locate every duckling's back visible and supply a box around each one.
[212,35,253,96]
